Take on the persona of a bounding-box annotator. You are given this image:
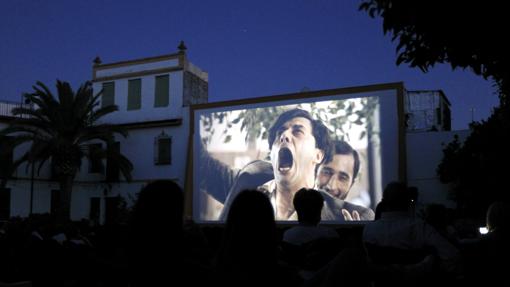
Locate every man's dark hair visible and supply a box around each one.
[268,109,332,164]
[132,180,184,228]
[381,181,412,212]
[293,188,324,224]
[327,140,361,182]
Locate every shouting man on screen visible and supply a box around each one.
[220,109,330,220]
[260,108,331,220]
[220,109,371,221]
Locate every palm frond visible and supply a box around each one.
[1,121,55,140]
[75,124,129,144]
[105,147,134,182]
[1,153,30,188]
[10,106,50,123]
[1,134,35,151]
[56,80,75,108]
[89,105,118,124]
[2,80,134,206]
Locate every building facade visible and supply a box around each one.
[0,47,208,223]
[405,90,451,132]
[1,49,468,222]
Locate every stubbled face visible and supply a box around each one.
[317,153,355,200]
[270,117,324,189]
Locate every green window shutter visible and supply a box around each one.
[128,79,142,110]
[154,75,169,107]
[102,82,115,107]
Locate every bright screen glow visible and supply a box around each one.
[191,86,402,223]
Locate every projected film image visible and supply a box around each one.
[193,93,387,223]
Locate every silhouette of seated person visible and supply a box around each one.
[127,180,209,286]
[461,201,510,285]
[363,182,461,286]
[423,203,459,246]
[281,188,340,272]
[214,189,301,286]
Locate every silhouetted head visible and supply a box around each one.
[225,189,276,241]
[374,201,385,220]
[131,180,184,230]
[486,201,510,232]
[221,189,277,268]
[127,181,190,287]
[293,188,324,225]
[381,181,412,212]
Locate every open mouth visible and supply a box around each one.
[278,147,293,173]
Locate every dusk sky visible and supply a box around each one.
[0,0,498,130]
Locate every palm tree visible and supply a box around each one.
[0,80,133,222]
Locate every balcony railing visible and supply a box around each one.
[0,100,31,118]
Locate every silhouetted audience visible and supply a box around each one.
[215,189,301,286]
[283,188,339,245]
[10,179,509,287]
[127,180,209,286]
[460,201,510,285]
[363,182,461,286]
[423,203,459,246]
[281,188,340,278]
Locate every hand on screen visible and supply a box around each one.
[341,209,361,221]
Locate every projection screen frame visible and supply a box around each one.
[185,82,406,224]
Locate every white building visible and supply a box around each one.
[0,48,473,222]
[405,90,452,132]
[0,45,208,223]
[406,129,469,208]
[404,90,466,208]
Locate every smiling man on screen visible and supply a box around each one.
[316,140,374,221]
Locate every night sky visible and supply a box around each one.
[0,0,498,130]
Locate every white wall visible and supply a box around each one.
[406,130,470,208]
[1,55,196,221]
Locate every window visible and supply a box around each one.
[106,142,120,182]
[50,189,60,215]
[154,75,169,107]
[0,188,10,220]
[0,136,13,179]
[128,79,142,110]
[89,197,100,225]
[154,132,171,165]
[105,197,120,225]
[88,143,104,173]
[101,82,115,107]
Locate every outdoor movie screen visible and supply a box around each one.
[191,84,404,223]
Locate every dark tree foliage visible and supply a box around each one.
[360,0,510,218]
[437,104,510,218]
[360,0,509,103]
[0,81,133,222]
